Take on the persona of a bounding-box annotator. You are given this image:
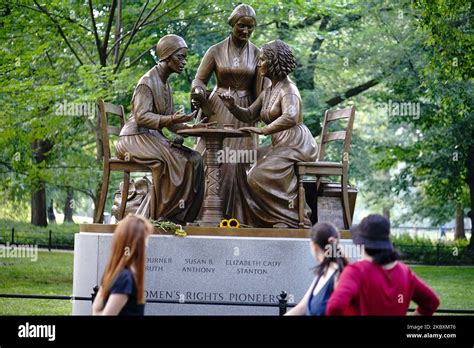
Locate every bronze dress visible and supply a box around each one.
[116,65,204,224]
[231,78,317,228]
[191,36,261,221]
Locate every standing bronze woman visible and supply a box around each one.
[220,40,317,228]
[115,34,204,224]
[191,4,266,222]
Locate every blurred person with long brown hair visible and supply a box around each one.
[92,215,154,315]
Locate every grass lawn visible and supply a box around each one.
[0,251,473,315]
[0,251,73,315]
[410,265,474,313]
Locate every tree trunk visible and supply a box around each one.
[47,199,56,224]
[63,187,75,223]
[454,205,466,240]
[295,15,330,90]
[113,0,122,65]
[382,207,390,223]
[30,139,53,226]
[31,186,47,227]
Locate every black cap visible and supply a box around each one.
[350,214,393,250]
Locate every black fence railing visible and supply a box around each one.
[0,291,473,315]
[0,291,293,316]
[0,228,74,250]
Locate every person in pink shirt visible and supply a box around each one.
[326,214,440,316]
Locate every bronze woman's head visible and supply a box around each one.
[259,40,297,80]
[228,4,256,43]
[156,34,188,74]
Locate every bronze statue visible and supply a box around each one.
[191,4,267,221]
[115,34,204,224]
[220,40,318,228]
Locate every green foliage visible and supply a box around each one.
[356,0,473,226]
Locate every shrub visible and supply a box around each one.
[392,233,473,265]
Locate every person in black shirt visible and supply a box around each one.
[92,215,153,315]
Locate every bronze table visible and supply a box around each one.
[178,128,249,227]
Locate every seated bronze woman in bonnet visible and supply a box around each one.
[115,34,204,224]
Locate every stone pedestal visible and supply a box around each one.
[73,226,359,315]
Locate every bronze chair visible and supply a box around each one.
[94,100,156,223]
[297,106,356,229]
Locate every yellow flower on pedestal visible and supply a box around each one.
[228,218,240,228]
[174,225,187,237]
[219,218,240,228]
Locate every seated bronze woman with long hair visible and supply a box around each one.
[220,40,317,228]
